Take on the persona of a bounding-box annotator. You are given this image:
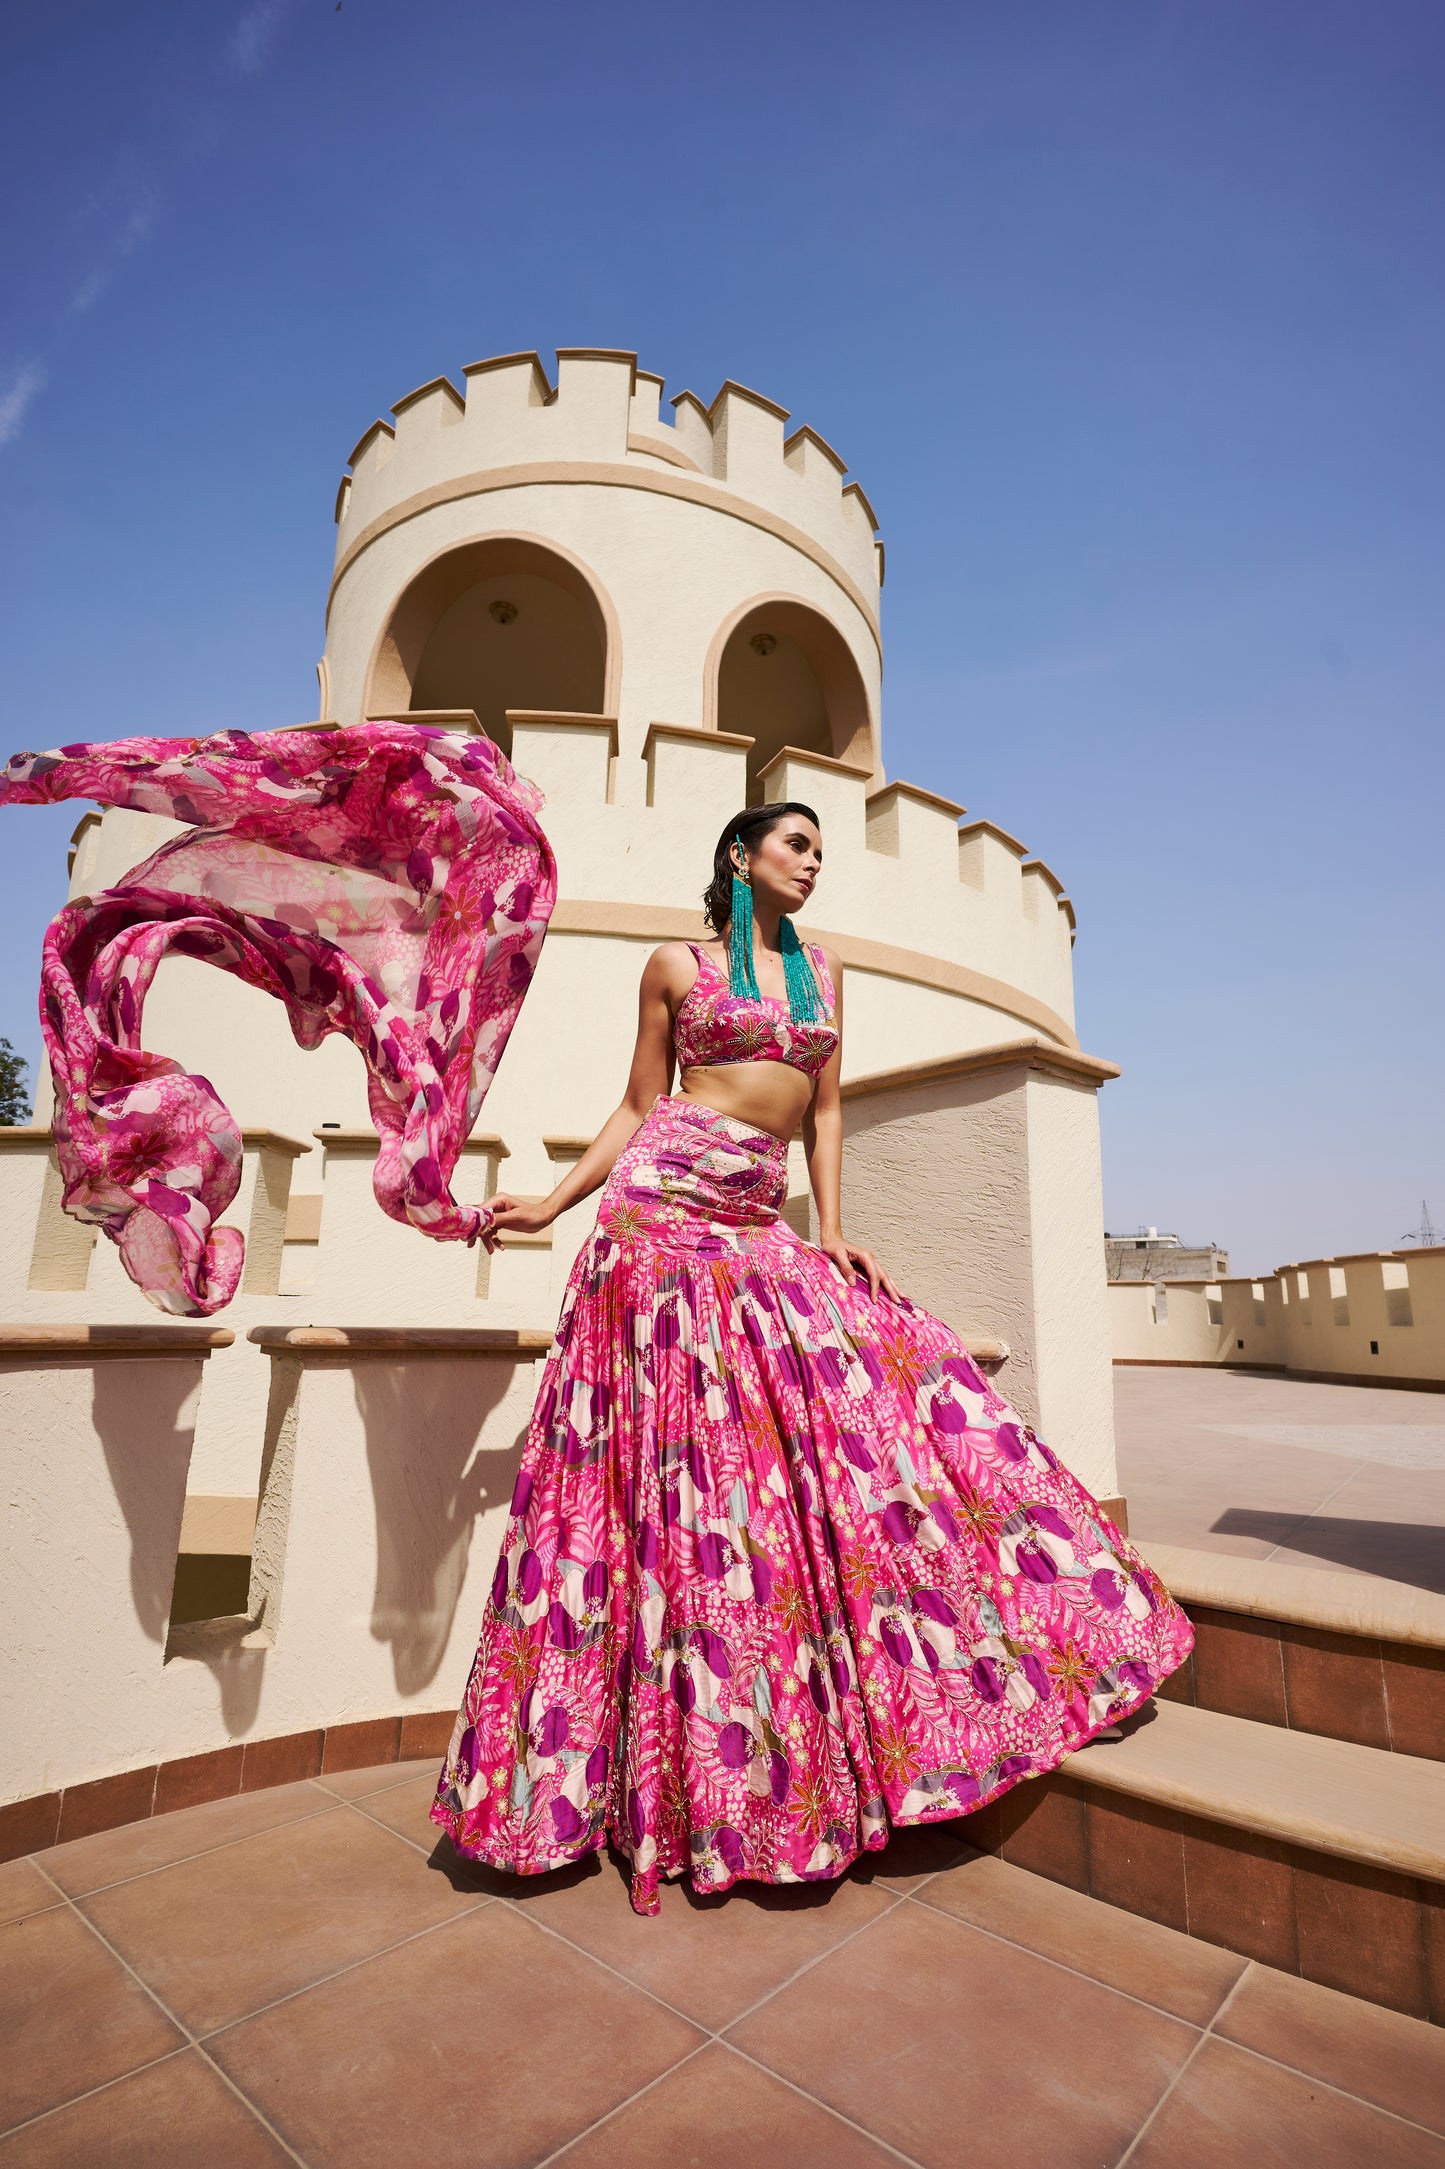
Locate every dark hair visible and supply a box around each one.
[701,801,821,933]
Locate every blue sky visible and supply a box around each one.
[2,0,1441,1272]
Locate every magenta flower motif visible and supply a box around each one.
[1032,1504,1075,1540]
[930,1498,960,1542]
[718,1723,752,1770]
[715,1825,746,1876]
[1021,1651,1051,1699]
[881,1502,915,1546]
[768,1749,790,1805]
[536,1705,570,1755]
[695,1531,730,1581]
[1014,1540,1058,1585]
[550,1796,585,1846]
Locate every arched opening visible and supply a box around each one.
[366,537,614,754]
[711,597,875,799]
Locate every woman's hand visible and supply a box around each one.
[480,1193,557,1252]
[818,1233,899,1302]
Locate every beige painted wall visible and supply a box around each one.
[840,1052,1118,1498]
[0,1345,539,1803]
[1109,1250,1445,1383]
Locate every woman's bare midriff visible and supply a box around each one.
[676,1062,813,1143]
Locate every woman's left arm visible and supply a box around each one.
[801,951,898,1301]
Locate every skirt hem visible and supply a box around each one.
[428,1686,1161,1917]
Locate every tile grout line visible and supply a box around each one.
[32,1810,492,2095]
[710,1883,914,2038]
[1209,2029,1445,2143]
[1113,1963,1254,2167]
[900,1881,1238,2030]
[33,1784,344,1902]
[530,2040,715,2169]
[194,1905,495,2045]
[524,1893,928,2169]
[0,2046,193,2147]
[722,2038,931,2169]
[25,1764,433,1906]
[1258,1459,1367,1565]
[347,1786,784,2045]
[24,1855,313,2168]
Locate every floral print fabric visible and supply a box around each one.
[672,942,839,1079]
[433,1094,1194,1913]
[0,723,554,1315]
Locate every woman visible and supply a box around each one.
[432,800,1192,1914]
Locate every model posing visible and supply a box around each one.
[432,801,1192,1914]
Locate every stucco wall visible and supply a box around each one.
[1109,1251,1445,1383]
[1,1345,539,1803]
[840,1051,1119,1498]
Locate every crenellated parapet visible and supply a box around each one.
[491,721,1078,1046]
[333,349,883,611]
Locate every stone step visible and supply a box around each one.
[963,1699,1445,2024]
[1138,1541,1445,1761]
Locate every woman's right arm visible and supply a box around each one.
[484,944,688,1246]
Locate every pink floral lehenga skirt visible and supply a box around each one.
[431,1095,1193,1913]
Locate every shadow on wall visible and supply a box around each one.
[1211,1508,1445,1595]
[92,1358,266,1737]
[354,1363,529,1695]
[92,1360,198,1645]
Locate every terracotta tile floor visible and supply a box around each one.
[1115,1366,1445,1588]
[3,1760,1443,2166]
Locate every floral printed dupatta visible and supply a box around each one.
[0,723,555,1316]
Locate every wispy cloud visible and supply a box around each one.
[225,0,292,79]
[70,187,159,315]
[0,363,47,448]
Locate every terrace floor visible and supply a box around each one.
[1115,1364,1445,1591]
[4,1757,1444,2166]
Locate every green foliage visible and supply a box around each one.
[0,1037,33,1126]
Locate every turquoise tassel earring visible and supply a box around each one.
[727,840,761,1001]
[729,834,826,1022]
[779,916,826,1022]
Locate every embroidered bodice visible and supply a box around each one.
[673,941,839,1080]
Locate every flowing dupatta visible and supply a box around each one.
[0,722,556,1317]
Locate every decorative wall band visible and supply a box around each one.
[329,461,882,651]
[546,901,1078,1048]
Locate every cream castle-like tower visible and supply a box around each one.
[1,350,1121,1803]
